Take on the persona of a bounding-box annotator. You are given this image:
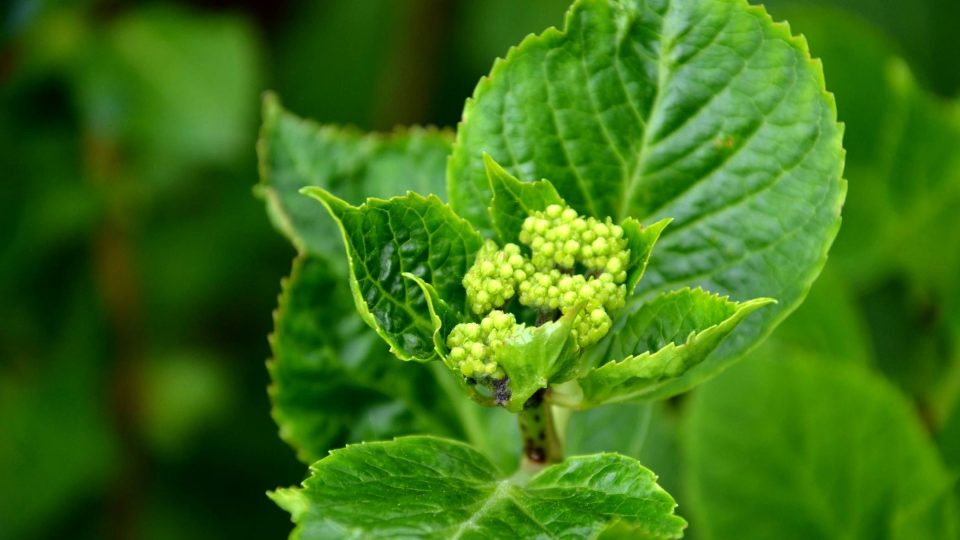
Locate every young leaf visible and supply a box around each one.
[271,436,686,539]
[495,310,579,412]
[448,0,845,398]
[622,217,670,293]
[484,154,564,245]
[401,272,461,368]
[575,289,773,407]
[257,95,452,256]
[303,189,482,361]
[269,256,461,463]
[685,354,960,540]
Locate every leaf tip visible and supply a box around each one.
[741,296,778,313]
[299,186,352,214]
[482,153,514,185]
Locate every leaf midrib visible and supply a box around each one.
[619,0,673,221]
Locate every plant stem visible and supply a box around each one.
[518,389,562,470]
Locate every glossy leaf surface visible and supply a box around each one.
[577,289,773,407]
[304,190,483,361]
[272,436,686,539]
[449,0,846,398]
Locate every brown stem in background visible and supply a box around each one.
[372,0,452,127]
[85,134,145,540]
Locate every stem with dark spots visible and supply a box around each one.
[519,389,562,469]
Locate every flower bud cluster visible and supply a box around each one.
[450,203,632,379]
[573,306,613,350]
[519,204,629,283]
[464,241,534,314]
[518,270,626,313]
[446,310,519,378]
[517,204,629,347]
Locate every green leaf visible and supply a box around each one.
[496,310,579,412]
[257,95,453,256]
[448,0,845,398]
[485,154,564,245]
[622,217,670,293]
[401,272,462,367]
[303,189,483,361]
[271,436,686,539]
[268,256,462,463]
[575,289,773,407]
[684,354,960,540]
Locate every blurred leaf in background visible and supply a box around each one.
[685,353,958,540]
[1,1,296,538]
[3,0,960,538]
[1,1,574,538]
[760,4,960,429]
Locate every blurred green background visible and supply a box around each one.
[1,0,958,538]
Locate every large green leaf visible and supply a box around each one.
[268,256,462,463]
[257,95,453,256]
[684,354,959,539]
[271,436,686,539]
[448,0,845,398]
[304,190,483,361]
[574,289,773,407]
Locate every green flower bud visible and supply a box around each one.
[571,302,612,348]
[462,204,633,359]
[446,310,522,380]
[464,240,527,314]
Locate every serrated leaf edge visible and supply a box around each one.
[579,289,775,407]
[256,92,455,253]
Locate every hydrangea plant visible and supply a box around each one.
[258,0,846,537]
